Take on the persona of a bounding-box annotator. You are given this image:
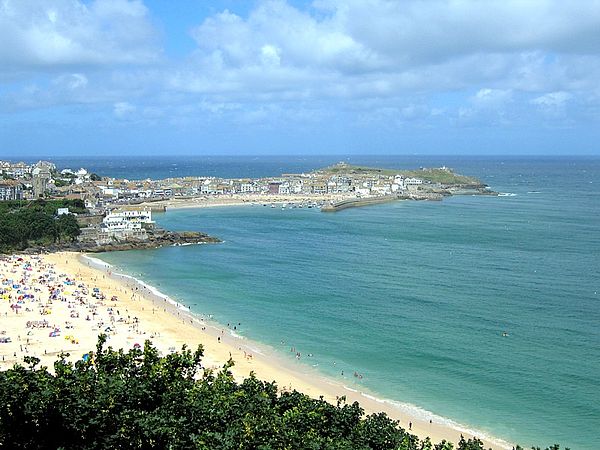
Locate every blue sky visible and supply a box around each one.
[1,0,600,156]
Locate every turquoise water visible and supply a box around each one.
[98,157,600,449]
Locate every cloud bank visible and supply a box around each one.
[2,0,600,154]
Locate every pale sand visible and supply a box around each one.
[137,193,356,210]
[0,252,512,450]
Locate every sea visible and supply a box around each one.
[41,155,600,449]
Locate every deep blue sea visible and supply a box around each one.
[77,155,598,449]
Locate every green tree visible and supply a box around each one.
[0,338,557,450]
[56,213,80,242]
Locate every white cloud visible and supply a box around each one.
[531,91,574,121]
[189,1,383,73]
[2,0,600,133]
[0,0,160,71]
[113,101,136,118]
[52,73,88,90]
[179,0,600,106]
[455,88,515,126]
[325,0,600,65]
[532,91,572,108]
[472,89,513,107]
[260,45,281,67]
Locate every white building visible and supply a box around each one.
[278,182,291,194]
[100,186,120,200]
[240,182,256,193]
[102,210,154,234]
[404,177,423,192]
[404,177,423,186]
[0,181,23,200]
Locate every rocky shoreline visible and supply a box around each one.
[21,230,221,254]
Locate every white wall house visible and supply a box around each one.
[101,210,154,239]
[240,182,256,193]
[404,177,423,186]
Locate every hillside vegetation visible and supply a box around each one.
[318,164,483,186]
[0,199,84,252]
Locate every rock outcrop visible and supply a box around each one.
[23,230,221,254]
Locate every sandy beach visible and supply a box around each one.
[0,252,511,450]
[137,193,356,210]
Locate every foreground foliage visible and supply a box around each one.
[0,199,83,251]
[0,337,562,450]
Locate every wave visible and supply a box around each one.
[229,330,244,339]
[80,254,189,313]
[359,393,513,449]
[245,346,264,356]
[81,255,112,270]
[497,192,517,197]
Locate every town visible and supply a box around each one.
[1,159,492,249]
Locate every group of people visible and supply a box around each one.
[0,255,151,368]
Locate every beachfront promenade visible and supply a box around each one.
[0,253,508,450]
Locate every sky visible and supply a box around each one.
[1,0,600,156]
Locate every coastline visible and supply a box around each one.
[0,251,513,449]
[137,193,357,210]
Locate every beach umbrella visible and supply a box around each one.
[133,343,141,349]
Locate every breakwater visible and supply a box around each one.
[321,195,400,212]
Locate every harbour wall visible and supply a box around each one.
[321,195,400,212]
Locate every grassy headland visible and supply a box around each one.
[317,163,484,186]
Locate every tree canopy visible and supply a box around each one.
[0,199,85,251]
[0,337,565,450]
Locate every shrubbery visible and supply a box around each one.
[0,337,565,450]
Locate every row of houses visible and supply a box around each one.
[0,172,425,204]
[0,180,23,201]
[2,158,429,208]
[0,161,32,178]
